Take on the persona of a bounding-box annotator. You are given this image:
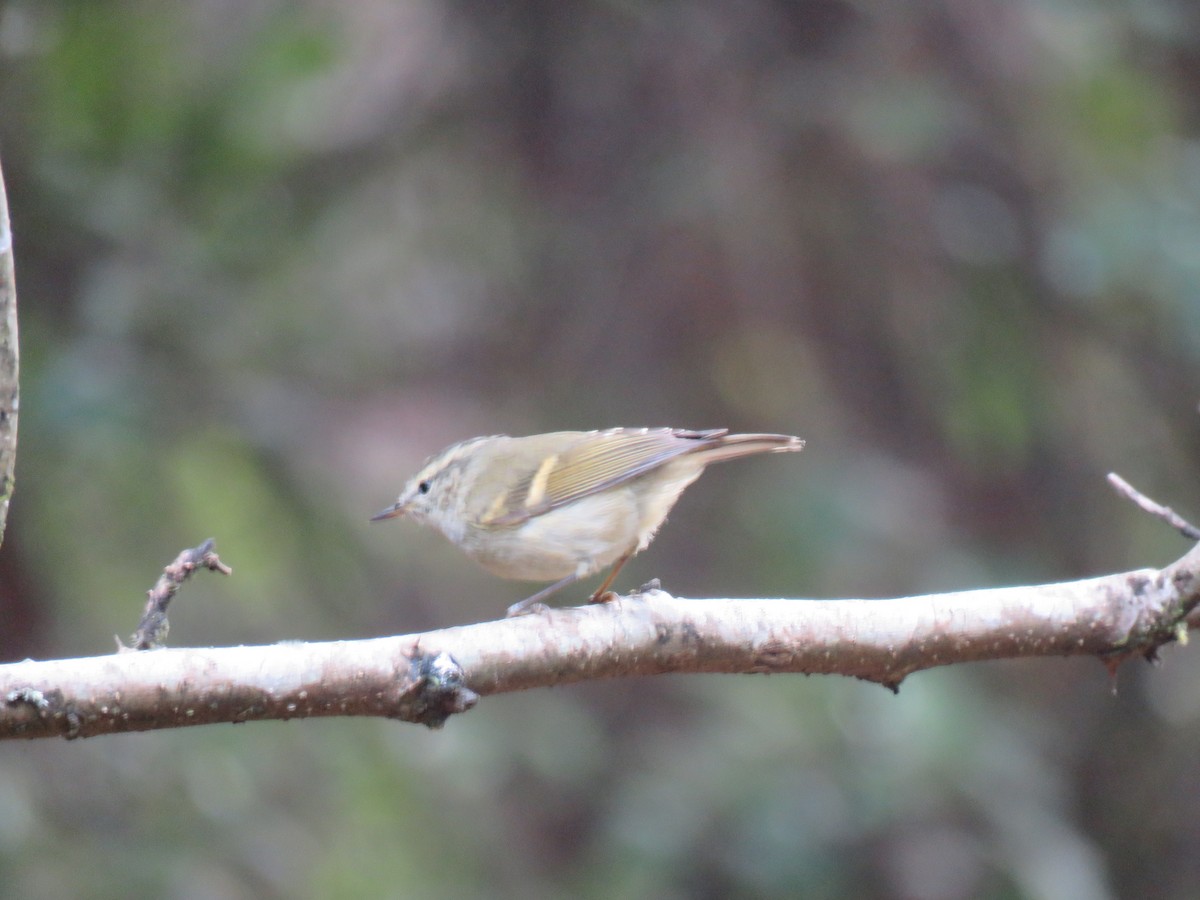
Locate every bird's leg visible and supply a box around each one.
[587,552,632,604]
[505,572,580,618]
[505,552,635,617]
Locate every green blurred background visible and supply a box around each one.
[2,2,1200,897]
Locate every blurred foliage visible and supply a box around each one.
[1,1,1200,897]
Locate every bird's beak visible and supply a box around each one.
[370,502,406,522]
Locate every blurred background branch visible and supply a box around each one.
[0,157,18,551]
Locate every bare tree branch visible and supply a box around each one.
[1108,472,1200,541]
[125,539,233,650]
[3,540,1199,741]
[0,157,19,549]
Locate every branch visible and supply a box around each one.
[3,541,1199,741]
[125,539,233,650]
[0,157,19,549]
[1108,472,1200,541]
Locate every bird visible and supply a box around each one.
[372,427,804,616]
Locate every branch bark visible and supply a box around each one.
[0,157,19,549]
[3,541,1199,741]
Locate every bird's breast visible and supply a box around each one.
[461,488,643,582]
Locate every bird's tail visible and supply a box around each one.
[694,431,804,464]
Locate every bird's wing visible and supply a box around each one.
[483,428,726,526]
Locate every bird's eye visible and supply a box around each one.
[418,480,431,495]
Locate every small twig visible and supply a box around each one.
[1108,473,1200,541]
[124,539,233,651]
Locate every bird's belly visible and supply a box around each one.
[463,489,641,582]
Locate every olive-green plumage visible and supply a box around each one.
[373,428,804,616]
